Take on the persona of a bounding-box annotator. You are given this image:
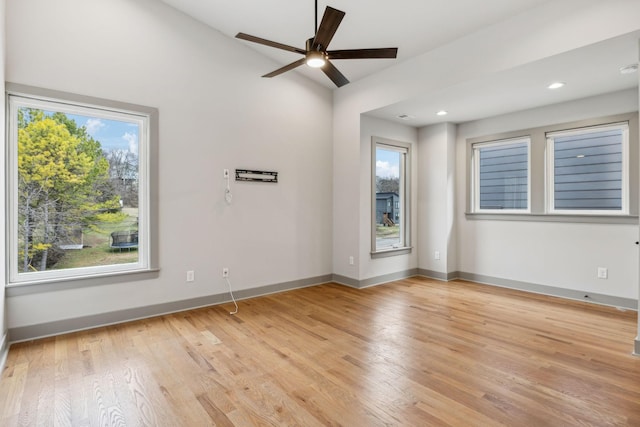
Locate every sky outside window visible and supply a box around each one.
[66,113,139,153]
[376,147,400,180]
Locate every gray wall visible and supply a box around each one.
[359,116,418,279]
[417,123,457,276]
[4,0,333,332]
[3,0,640,343]
[333,0,640,285]
[0,0,7,364]
[455,90,639,301]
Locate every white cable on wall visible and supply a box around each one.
[223,168,236,314]
[226,277,238,315]
[224,169,232,204]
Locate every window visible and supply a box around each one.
[472,137,530,212]
[372,137,411,255]
[6,86,156,285]
[466,113,637,223]
[547,123,629,214]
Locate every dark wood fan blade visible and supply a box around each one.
[322,61,349,87]
[236,32,306,55]
[262,58,307,78]
[312,7,345,50]
[328,47,398,60]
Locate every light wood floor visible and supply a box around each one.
[1,277,639,426]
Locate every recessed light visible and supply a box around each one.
[548,82,565,90]
[576,154,585,158]
[436,110,448,116]
[620,64,638,74]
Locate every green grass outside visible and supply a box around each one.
[376,224,400,238]
[53,212,138,270]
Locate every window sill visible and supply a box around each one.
[465,212,638,224]
[371,247,413,258]
[5,268,160,297]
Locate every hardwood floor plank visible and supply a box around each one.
[1,362,28,421]
[2,278,639,426]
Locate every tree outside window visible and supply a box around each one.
[7,89,152,284]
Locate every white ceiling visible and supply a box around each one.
[368,31,640,127]
[160,0,639,127]
[160,0,552,87]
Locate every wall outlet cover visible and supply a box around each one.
[597,267,608,279]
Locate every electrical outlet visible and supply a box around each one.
[597,267,608,279]
[222,267,229,278]
[186,270,195,282]
[349,256,354,265]
[434,251,440,260]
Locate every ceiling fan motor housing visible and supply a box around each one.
[306,37,320,52]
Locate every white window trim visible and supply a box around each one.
[5,84,158,287]
[545,122,629,216]
[472,137,531,214]
[371,137,412,257]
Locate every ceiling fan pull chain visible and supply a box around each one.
[315,0,318,34]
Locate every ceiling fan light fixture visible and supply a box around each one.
[306,51,326,68]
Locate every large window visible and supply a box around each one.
[546,123,629,214]
[6,86,156,285]
[466,113,637,222]
[372,137,411,256]
[472,137,530,212]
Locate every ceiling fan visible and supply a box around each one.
[235,1,398,87]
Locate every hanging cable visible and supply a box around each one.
[223,168,235,314]
[224,169,232,204]
[226,277,238,315]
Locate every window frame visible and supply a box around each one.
[465,113,638,224]
[5,83,159,287]
[545,122,630,216]
[471,137,531,214]
[371,136,412,258]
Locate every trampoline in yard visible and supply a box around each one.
[110,230,138,250]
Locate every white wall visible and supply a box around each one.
[4,0,640,337]
[359,116,418,281]
[456,90,639,300]
[5,0,333,329]
[333,0,640,283]
[417,123,457,276]
[0,0,7,358]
